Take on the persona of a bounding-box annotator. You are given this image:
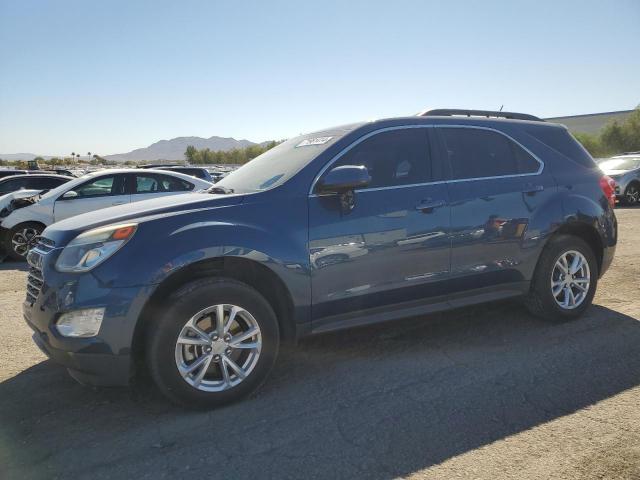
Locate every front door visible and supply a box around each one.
[308,127,451,326]
[54,174,130,222]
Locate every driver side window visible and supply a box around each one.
[333,128,431,189]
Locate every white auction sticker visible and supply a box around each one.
[296,136,333,147]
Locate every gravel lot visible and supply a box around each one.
[1,208,639,480]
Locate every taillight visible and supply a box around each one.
[600,175,616,208]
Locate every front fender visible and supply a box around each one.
[1,203,52,229]
[92,195,311,319]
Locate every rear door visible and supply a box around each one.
[308,127,451,325]
[436,126,556,301]
[54,174,129,221]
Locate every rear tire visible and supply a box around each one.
[146,278,280,408]
[525,235,598,322]
[4,222,43,260]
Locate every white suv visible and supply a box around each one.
[0,168,212,259]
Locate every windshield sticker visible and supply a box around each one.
[296,136,333,147]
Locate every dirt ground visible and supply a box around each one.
[0,208,639,480]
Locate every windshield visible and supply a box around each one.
[215,130,350,194]
[599,157,640,171]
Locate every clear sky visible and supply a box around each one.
[1,0,638,156]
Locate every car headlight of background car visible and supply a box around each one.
[55,223,137,272]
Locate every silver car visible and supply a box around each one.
[599,154,640,205]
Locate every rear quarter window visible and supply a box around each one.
[525,126,596,168]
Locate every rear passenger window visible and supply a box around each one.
[134,174,193,194]
[439,128,540,180]
[334,128,430,188]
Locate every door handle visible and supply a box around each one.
[522,184,544,195]
[111,201,126,206]
[415,199,446,213]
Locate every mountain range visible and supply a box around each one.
[1,135,259,162]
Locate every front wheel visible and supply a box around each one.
[5,222,43,260]
[146,278,280,408]
[525,235,598,321]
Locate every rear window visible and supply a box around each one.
[525,126,596,168]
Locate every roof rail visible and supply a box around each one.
[418,108,543,122]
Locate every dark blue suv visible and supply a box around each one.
[23,110,617,407]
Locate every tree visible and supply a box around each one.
[184,141,280,166]
[572,107,640,157]
[185,145,198,163]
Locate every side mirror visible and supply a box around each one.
[61,190,79,200]
[317,165,371,194]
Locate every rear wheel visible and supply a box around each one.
[525,235,598,321]
[146,278,280,408]
[5,222,43,260]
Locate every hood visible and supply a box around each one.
[43,192,245,246]
[0,189,41,217]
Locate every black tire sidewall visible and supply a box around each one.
[146,278,280,408]
[533,235,598,320]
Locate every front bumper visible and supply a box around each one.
[23,247,154,387]
[29,327,131,386]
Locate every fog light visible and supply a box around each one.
[55,308,105,337]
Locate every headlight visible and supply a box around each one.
[55,223,137,272]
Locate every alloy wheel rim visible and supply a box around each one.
[11,228,40,257]
[550,250,590,310]
[174,304,262,392]
[627,186,639,204]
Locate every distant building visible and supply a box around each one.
[545,109,634,135]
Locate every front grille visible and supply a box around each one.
[26,266,43,304]
[25,236,53,304]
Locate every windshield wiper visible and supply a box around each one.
[206,185,234,194]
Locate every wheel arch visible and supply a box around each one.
[545,221,604,274]
[131,255,297,370]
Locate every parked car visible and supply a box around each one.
[156,166,214,182]
[138,164,214,182]
[0,169,212,259]
[0,174,71,196]
[23,109,617,408]
[598,154,640,205]
[0,169,29,179]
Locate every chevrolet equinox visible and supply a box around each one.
[23,109,618,407]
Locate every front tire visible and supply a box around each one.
[525,235,598,322]
[5,222,43,260]
[146,278,280,408]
